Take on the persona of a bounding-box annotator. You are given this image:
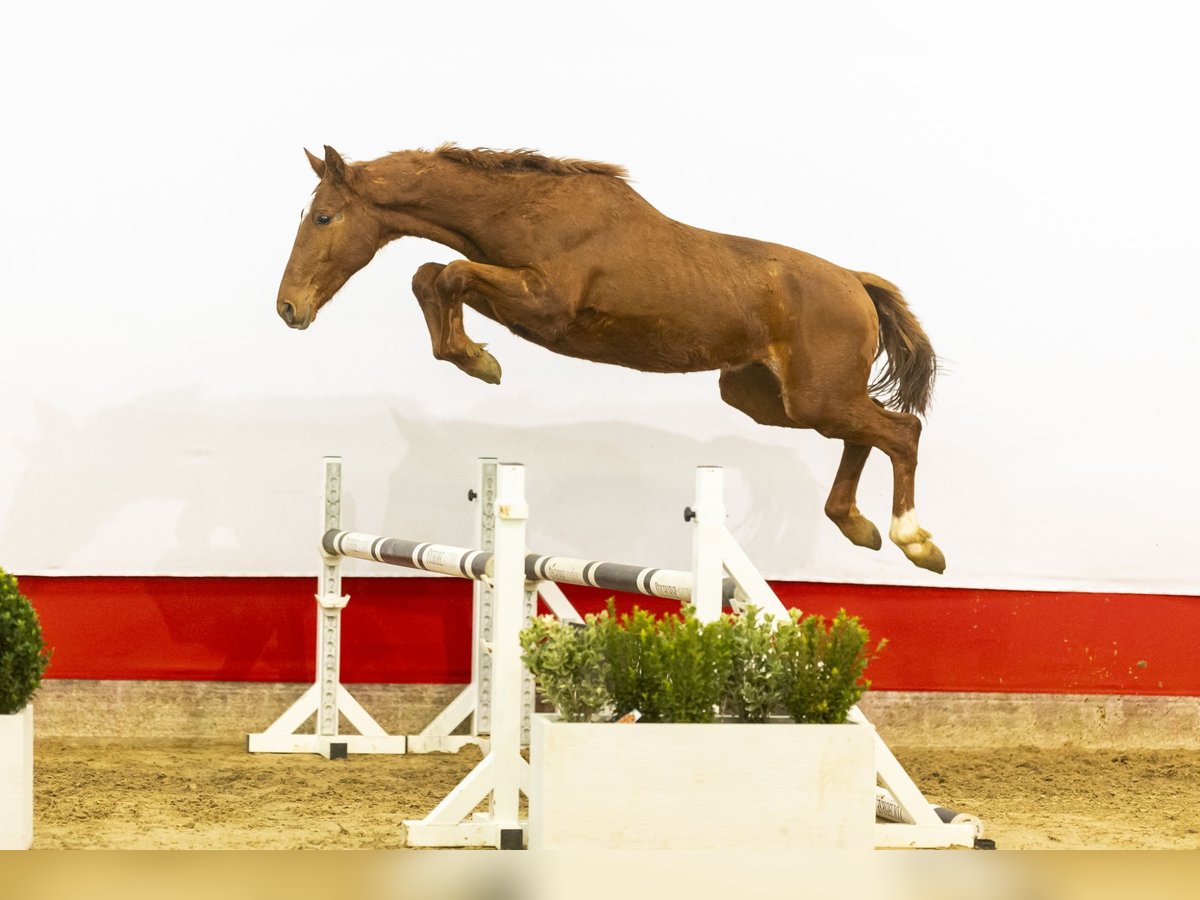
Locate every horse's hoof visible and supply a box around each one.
[461,350,502,385]
[836,517,882,551]
[901,540,946,574]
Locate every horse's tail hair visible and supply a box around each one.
[856,271,938,416]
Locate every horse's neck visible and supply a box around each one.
[367,158,516,261]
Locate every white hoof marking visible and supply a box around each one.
[890,508,925,546]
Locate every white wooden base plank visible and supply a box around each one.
[249,682,413,756]
[247,734,324,754]
[405,735,488,754]
[875,822,977,849]
[402,819,526,849]
[247,733,408,755]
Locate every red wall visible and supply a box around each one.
[18,575,1200,695]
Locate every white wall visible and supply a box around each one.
[3,2,1197,593]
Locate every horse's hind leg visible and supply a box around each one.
[766,339,944,573]
[872,408,944,572]
[813,397,943,573]
[720,364,885,553]
[825,442,883,550]
[411,262,502,384]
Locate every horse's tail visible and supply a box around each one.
[855,271,938,416]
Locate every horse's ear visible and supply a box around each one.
[323,145,348,183]
[305,147,326,179]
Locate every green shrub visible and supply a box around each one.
[599,604,661,720]
[0,569,51,715]
[774,608,884,724]
[719,605,783,722]
[596,603,732,723]
[641,607,732,723]
[519,601,882,726]
[519,612,611,722]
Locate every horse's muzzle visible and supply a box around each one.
[278,301,310,330]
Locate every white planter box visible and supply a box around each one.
[0,704,34,850]
[529,714,875,850]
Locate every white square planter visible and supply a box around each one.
[529,714,875,850]
[0,704,34,850]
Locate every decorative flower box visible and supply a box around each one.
[0,704,34,850]
[528,714,875,850]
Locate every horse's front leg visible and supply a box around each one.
[411,262,503,384]
[412,260,560,384]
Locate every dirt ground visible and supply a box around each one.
[30,738,1200,850]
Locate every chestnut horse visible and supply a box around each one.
[277,145,944,572]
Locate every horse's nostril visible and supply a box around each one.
[280,302,295,325]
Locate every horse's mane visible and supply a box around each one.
[434,143,629,180]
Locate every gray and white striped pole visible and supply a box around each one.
[321,532,738,605]
[323,532,492,579]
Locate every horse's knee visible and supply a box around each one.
[412,262,445,297]
[435,260,473,297]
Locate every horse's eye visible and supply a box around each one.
[315,213,332,225]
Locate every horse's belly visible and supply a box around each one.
[530,311,744,373]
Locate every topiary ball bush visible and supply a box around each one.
[0,569,51,715]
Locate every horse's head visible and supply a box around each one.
[276,146,383,329]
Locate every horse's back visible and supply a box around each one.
[488,175,879,371]
[581,202,874,322]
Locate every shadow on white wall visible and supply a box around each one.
[3,390,822,579]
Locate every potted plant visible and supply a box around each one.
[1,569,51,850]
[521,603,885,850]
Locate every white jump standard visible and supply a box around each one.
[246,457,408,759]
